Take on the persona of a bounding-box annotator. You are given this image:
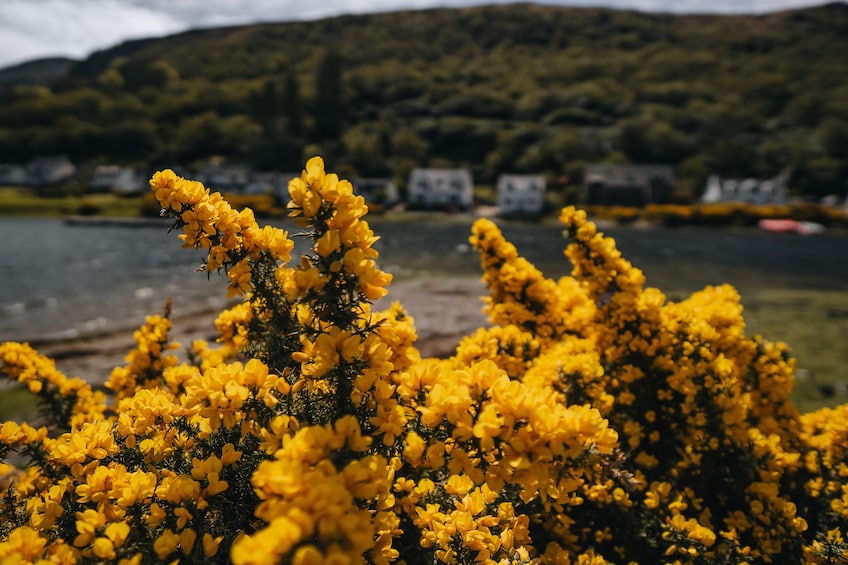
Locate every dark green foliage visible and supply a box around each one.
[313,49,344,141]
[2,2,848,199]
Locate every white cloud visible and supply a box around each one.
[0,0,185,68]
[128,0,470,26]
[0,0,837,70]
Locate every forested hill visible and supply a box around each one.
[1,2,847,199]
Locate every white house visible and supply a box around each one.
[406,168,473,212]
[195,161,252,193]
[89,165,144,194]
[496,174,546,217]
[0,156,77,187]
[0,164,28,186]
[701,174,789,206]
[244,171,297,203]
[27,155,76,186]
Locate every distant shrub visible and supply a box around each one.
[788,202,848,226]
[220,193,284,218]
[75,199,102,216]
[588,202,848,228]
[642,203,694,226]
[586,205,641,224]
[139,192,163,217]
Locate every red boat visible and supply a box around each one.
[758,218,825,235]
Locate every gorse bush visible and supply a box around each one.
[1,157,846,564]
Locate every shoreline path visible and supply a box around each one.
[32,277,490,387]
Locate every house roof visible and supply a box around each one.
[408,168,473,190]
[496,174,546,190]
[584,164,674,188]
[410,168,472,179]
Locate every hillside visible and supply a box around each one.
[0,57,78,94]
[0,2,846,199]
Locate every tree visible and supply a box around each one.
[248,72,306,170]
[391,128,428,162]
[342,125,387,177]
[251,79,280,125]
[618,118,692,164]
[312,50,344,140]
[283,66,304,137]
[817,118,848,159]
[791,153,846,199]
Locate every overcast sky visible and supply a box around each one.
[0,0,836,70]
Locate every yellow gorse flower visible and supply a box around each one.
[1,159,846,565]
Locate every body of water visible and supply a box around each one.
[372,216,848,293]
[1,216,846,343]
[0,218,228,342]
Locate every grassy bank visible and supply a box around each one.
[643,268,848,413]
[0,188,287,219]
[740,288,848,412]
[0,382,39,422]
[0,187,144,218]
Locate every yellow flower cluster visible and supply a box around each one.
[286,156,392,303]
[231,417,395,565]
[1,161,846,565]
[150,167,294,297]
[107,313,179,401]
[0,341,105,429]
[470,219,595,344]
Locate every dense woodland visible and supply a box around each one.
[0,2,847,200]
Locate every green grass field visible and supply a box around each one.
[0,383,40,423]
[652,275,847,412]
[740,288,848,412]
[0,187,144,218]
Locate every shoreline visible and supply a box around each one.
[25,277,490,386]
[61,215,173,228]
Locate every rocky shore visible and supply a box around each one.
[31,277,490,386]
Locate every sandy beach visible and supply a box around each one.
[28,277,490,386]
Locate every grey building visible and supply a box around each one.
[581,164,675,207]
[701,175,789,206]
[407,168,474,211]
[353,178,400,210]
[496,174,546,217]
